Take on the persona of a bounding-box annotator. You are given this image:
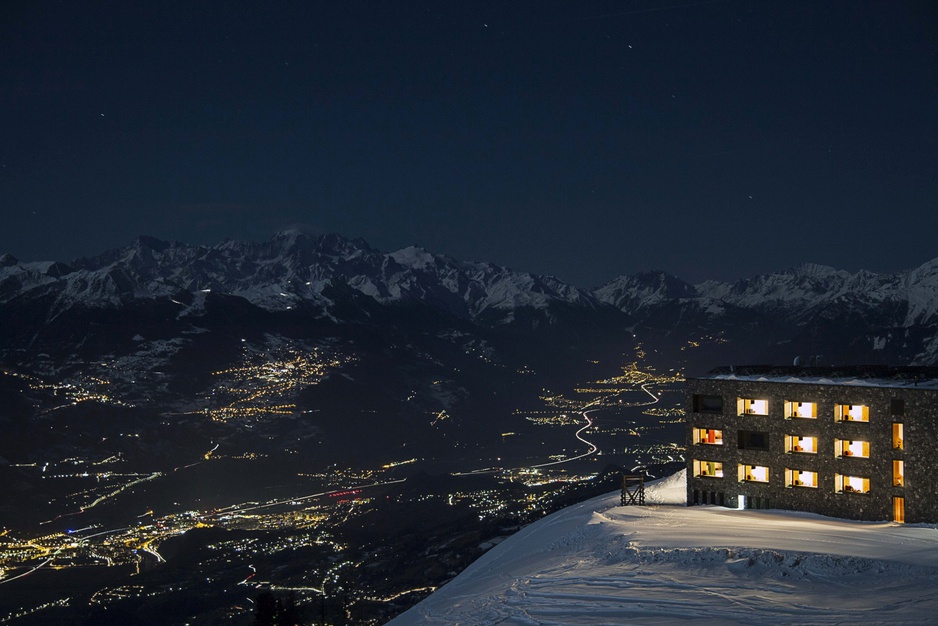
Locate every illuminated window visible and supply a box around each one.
[785,468,818,488]
[739,464,769,483]
[894,460,904,487]
[836,474,870,494]
[893,423,904,450]
[835,439,869,458]
[894,497,905,523]
[785,401,817,419]
[693,428,724,445]
[835,404,869,422]
[738,398,769,416]
[693,460,723,478]
[785,435,817,454]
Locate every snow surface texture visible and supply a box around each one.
[390,470,938,625]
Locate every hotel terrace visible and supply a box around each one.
[686,365,938,523]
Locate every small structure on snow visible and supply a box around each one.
[620,474,645,506]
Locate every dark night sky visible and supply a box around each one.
[1,1,936,286]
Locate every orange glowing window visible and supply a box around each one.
[693,428,724,445]
[836,474,870,494]
[694,460,723,478]
[836,404,869,423]
[785,401,817,419]
[785,435,818,454]
[739,464,769,483]
[738,398,768,416]
[786,468,818,488]
[835,439,869,458]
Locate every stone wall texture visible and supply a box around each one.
[686,377,938,522]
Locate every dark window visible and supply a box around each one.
[694,394,724,413]
[891,398,905,416]
[738,430,770,451]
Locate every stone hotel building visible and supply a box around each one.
[686,365,938,522]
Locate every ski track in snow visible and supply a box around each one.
[390,470,938,625]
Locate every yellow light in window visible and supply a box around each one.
[750,466,768,482]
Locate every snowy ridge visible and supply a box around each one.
[905,258,938,326]
[592,260,938,327]
[592,261,938,363]
[592,270,698,315]
[2,234,938,350]
[0,231,599,322]
[692,263,909,323]
[391,470,938,625]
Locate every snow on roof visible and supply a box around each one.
[390,470,938,625]
[698,365,938,390]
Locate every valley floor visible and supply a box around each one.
[390,471,938,625]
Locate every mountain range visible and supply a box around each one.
[2,230,937,367]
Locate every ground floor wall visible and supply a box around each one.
[687,475,899,521]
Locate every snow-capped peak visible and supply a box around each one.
[390,246,437,271]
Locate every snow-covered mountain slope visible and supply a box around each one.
[0,231,600,322]
[591,261,938,364]
[593,261,938,330]
[3,232,938,362]
[592,270,698,315]
[692,263,918,325]
[391,471,938,625]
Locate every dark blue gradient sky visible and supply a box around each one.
[1,1,936,285]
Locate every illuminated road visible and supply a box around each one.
[532,408,599,468]
[0,556,56,585]
[533,383,661,469]
[453,382,666,476]
[640,382,660,404]
[205,479,407,517]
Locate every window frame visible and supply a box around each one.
[785,468,818,488]
[738,398,769,416]
[836,474,870,494]
[785,400,817,419]
[738,429,770,451]
[693,427,724,445]
[835,438,870,459]
[693,459,724,478]
[739,463,770,483]
[784,434,818,454]
[835,403,869,423]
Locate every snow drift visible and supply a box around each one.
[391,470,938,625]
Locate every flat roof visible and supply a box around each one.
[695,365,938,390]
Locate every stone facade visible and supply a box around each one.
[685,366,938,523]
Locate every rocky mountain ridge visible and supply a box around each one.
[2,231,937,364]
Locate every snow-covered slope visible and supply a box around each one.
[591,261,938,364]
[592,261,938,331]
[391,470,938,625]
[693,263,917,325]
[3,233,938,361]
[592,271,698,315]
[0,231,599,322]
